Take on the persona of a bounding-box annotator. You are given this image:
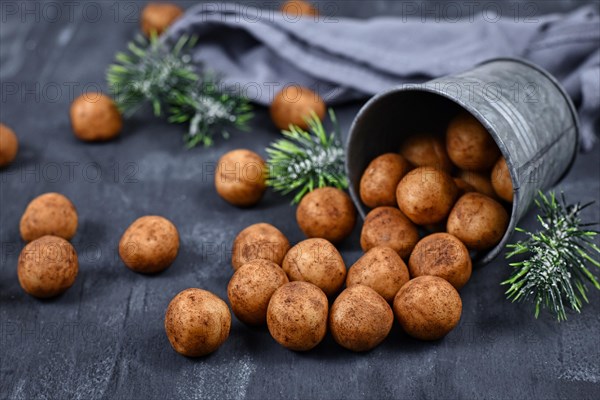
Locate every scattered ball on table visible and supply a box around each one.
[447,192,509,251]
[399,134,452,172]
[281,0,319,17]
[282,238,346,296]
[20,192,78,243]
[18,235,78,298]
[227,259,289,325]
[270,86,326,131]
[215,149,266,207]
[396,167,458,225]
[164,288,231,357]
[329,285,393,352]
[446,111,501,171]
[393,276,462,341]
[360,206,419,259]
[267,281,328,351]
[346,246,409,302]
[231,223,290,270]
[296,187,356,243]
[491,156,513,203]
[456,169,499,201]
[360,153,412,208]
[70,93,122,142]
[141,2,184,37]
[408,233,472,290]
[119,215,180,274]
[0,123,18,168]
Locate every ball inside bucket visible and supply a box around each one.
[346,58,579,265]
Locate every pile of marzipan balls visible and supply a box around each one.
[165,110,513,357]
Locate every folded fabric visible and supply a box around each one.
[165,3,600,151]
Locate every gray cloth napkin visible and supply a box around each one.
[165,3,600,151]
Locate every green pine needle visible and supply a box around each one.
[266,109,348,204]
[107,34,252,147]
[502,191,600,321]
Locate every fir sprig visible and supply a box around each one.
[266,109,347,204]
[107,34,252,147]
[503,191,600,321]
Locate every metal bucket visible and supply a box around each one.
[345,58,579,265]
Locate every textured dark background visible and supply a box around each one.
[1,1,599,399]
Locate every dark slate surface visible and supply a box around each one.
[1,1,599,399]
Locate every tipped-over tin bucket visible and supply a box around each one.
[346,58,579,265]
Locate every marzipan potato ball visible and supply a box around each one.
[20,193,78,242]
[270,86,326,131]
[393,276,462,341]
[446,111,501,171]
[18,235,78,298]
[231,223,290,270]
[457,169,499,200]
[282,238,346,296]
[0,123,18,168]
[408,233,472,290]
[399,134,452,172]
[330,285,393,352]
[70,93,122,142]
[491,156,514,203]
[227,259,289,325]
[396,167,458,225]
[267,281,328,351]
[346,246,409,302]
[360,207,419,259]
[119,215,180,274]
[447,192,509,250]
[165,288,231,357]
[215,149,266,207]
[360,153,412,208]
[296,187,356,243]
[281,0,319,17]
[141,2,184,37]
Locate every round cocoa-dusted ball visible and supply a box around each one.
[231,223,290,270]
[360,153,412,208]
[456,170,499,200]
[20,193,78,243]
[329,285,393,352]
[0,123,18,168]
[396,167,458,225]
[346,246,409,302]
[18,235,78,298]
[270,86,326,131]
[399,134,452,172]
[408,233,472,290]
[446,111,501,171]
[227,259,289,325]
[360,207,419,259]
[447,193,509,250]
[119,215,180,274]
[267,281,328,351]
[141,2,184,37]
[70,93,122,142]
[281,0,319,17]
[282,238,346,296]
[164,288,231,357]
[296,187,356,243]
[393,276,462,340]
[491,156,513,203]
[215,149,266,207]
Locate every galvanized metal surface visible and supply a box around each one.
[346,58,579,264]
